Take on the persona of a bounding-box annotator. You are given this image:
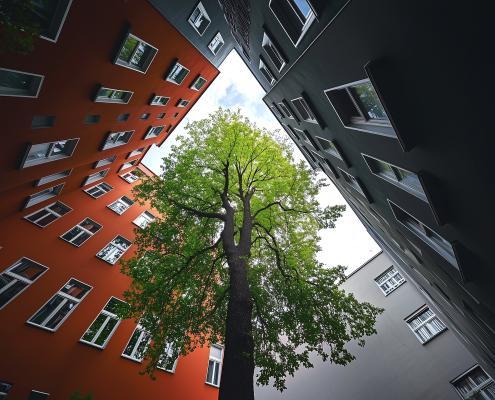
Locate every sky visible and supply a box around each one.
[142,51,380,274]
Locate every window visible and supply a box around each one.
[96,236,132,265]
[157,112,165,119]
[94,155,116,168]
[119,160,137,172]
[60,218,102,247]
[190,76,207,91]
[31,115,55,129]
[291,96,318,123]
[0,258,48,309]
[339,169,368,199]
[278,100,294,119]
[269,0,315,46]
[173,112,179,118]
[140,113,150,120]
[388,200,459,270]
[208,32,224,55]
[84,182,113,199]
[188,2,211,35]
[128,147,145,158]
[80,297,125,348]
[121,169,143,183]
[283,124,300,142]
[84,114,100,124]
[452,366,495,399]
[107,196,134,215]
[206,345,223,387]
[35,169,72,186]
[101,130,134,149]
[270,104,283,119]
[405,306,446,344]
[94,86,133,104]
[28,390,50,400]
[0,381,13,398]
[324,79,396,138]
[122,323,150,362]
[166,62,190,85]
[262,32,286,71]
[176,99,190,108]
[133,211,156,228]
[29,0,72,42]
[294,127,318,149]
[115,33,158,73]
[375,266,405,295]
[144,125,164,139]
[259,58,276,86]
[25,201,71,227]
[117,113,130,122]
[0,68,44,98]
[362,155,426,201]
[315,137,344,162]
[150,95,170,106]
[27,278,91,331]
[82,169,109,186]
[25,183,65,209]
[21,139,79,168]
[158,342,178,373]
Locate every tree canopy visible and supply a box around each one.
[120,109,382,399]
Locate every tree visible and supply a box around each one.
[120,109,382,400]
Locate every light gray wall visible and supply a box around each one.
[255,252,476,400]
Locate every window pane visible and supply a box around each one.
[82,313,107,342]
[350,82,388,120]
[0,278,28,308]
[11,259,46,280]
[60,279,91,299]
[45,297,77,329]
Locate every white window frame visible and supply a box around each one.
[150,95,170,106]
[21,138,79,168]
[291,96,318,124]
[35,169,72,186]
[0,67,44,98]
[176,99,190,108]
[120,169,142,183]
[0,257,48,310]
[24,201,72,227]
[451,365,495,400]
[278,100,294,119]
[107,196,134,215]
[102,130,134,150]
[83,182,113,199]
[338,168,368,199]
[166,62,190,85]
[94,86,133,104]
[208,32,225,55]
[190,76,207,91]
[269,0,316,47]
[37,0,73,43]
[259,58,276,86]
[388,199,460,270]
[114,32,158,74]
[27,278,92,332]
[128,148,145,158]
[119,160,137,172]
[96,235,132,265]
[133,211,156,228]
[262,31,286,71]
[374,266,405,296]
[24,183,65,209]
[94,155,116,168]
[188,2,211,36]
[405,305,447,344]
[82,168,109,187]
[121,323,150,362]
[362,154,427,202]
[205,344,223,387]
[60,218,102,247]
[28,390,50,400]
[158,342,179,373]
[144,125,164,139]
[80,297,125,349]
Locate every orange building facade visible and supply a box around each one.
[0,1,221,398]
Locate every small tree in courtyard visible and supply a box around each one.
[120,109,382,400]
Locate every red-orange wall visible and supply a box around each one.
[0,0,219,218]
[0,0,220,398]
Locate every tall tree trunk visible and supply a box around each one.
[218,257,255,400]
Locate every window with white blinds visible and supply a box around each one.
[374,266,405,295]
[406,306,446,344]
[452,366,495,400]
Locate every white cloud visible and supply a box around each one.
[141,51,380,274]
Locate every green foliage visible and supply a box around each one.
[0,0,41,54]
[120,109,382,390]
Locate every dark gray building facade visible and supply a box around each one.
[152,0,495,379]
[255,252,493,400]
